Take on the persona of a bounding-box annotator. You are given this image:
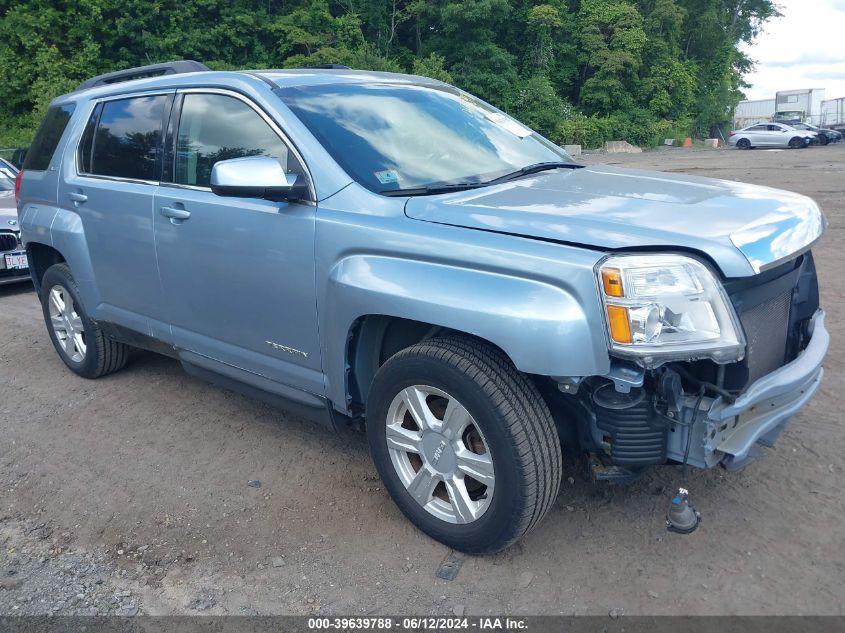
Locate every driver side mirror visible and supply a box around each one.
[210,156,309,202]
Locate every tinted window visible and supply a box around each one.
[90,96,167,181]
[23,104,75,171]
[175,94,296,187]
[748,125,768,131]
[278,83,570,193]
[77,103,102,174]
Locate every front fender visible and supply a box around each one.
[323,254,610,408]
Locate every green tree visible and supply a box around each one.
[0,0,781,149]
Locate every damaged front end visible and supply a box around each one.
[565,251,827,475]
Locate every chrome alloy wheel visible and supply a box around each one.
[48,285,86,363]
[385,385,495,524]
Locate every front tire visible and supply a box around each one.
[366,336,562,553]
[40,263,129,378]
[788,136,805,149]
[819,134,829,146]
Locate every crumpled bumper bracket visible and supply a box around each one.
[705,309,828,464]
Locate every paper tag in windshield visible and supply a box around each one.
[374,169,400,185]
[485,112,532,138]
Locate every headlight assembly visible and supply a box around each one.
[597,254,745,367]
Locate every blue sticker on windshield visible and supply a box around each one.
[374,169,400,185]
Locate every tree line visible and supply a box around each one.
[0,0,778,149]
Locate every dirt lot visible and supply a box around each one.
[1,144,843,617]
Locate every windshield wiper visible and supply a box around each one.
[485,161,582,185]
[379,182,487,197]
[379,162,582,196]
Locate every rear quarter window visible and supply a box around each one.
[87,95,168,181]
[22,104,76,171]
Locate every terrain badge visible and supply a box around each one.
[265,340,308,358]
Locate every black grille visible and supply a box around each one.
[0,232,18,252]
[722,252,820,391]
[740,289,792,384]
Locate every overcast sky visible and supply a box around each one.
[741,0,845,101]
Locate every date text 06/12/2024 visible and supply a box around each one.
[307,617,528,630]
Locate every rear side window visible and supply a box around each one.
[77,103,103,174]
[88,95,167,181]
[23,104,76,171]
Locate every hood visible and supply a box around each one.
[404,164,825,278]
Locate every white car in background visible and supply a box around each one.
[729,122,816,149]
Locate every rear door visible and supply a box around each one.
[746,124,771,146]
[152,89,323,395]
[57,92,173,338]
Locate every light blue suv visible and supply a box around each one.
[16,61,828,552]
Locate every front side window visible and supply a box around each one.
[175,93,298,187]
[278,82,571,193]
[89,95,167,181]
[23,104,75,171]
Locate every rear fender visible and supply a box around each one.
[20,205,100,308]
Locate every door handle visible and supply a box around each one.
[160,206,191,221]
[68,191,88,203]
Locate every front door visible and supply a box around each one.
[153,90,323,395]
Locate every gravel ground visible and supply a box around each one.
[1,143,843,616]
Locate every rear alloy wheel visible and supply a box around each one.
[40,263,130,378]
[788,136,805,149]
[736,138,751,149]
[47,284,87,364]
[367,336,562,553]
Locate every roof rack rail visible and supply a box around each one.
[75,60,210,92]
[305,64,351,70]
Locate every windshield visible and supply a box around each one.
[278,82,571,193]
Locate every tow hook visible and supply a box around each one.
[666,487,700,534]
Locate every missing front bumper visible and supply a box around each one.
[666,310,828,468]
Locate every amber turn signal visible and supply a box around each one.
[606,305,632,344]
[601,268,624,297]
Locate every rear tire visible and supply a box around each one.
[736,138,751,149]
[40,263,129,378]
[366,336,562,553]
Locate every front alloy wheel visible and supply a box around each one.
[385,385,495,524]
[367,336,562,553]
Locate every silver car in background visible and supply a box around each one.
[0,162,29,286]
[729,122,815,149]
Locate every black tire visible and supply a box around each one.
[40,263,129,378]
[366,336,562,553]
[736,138,751,149]
[819,134,829,146]
[788,136,805,149]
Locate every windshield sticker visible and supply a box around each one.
[374,169,400,185]
[485,112,532,138]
